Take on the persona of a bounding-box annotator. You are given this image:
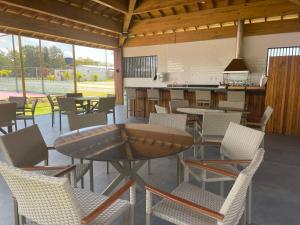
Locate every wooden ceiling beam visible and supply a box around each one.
[91,0,128,14]
[0,10,118,48]
[134,0,203,14]
[119,0,137,46]
[130,0,300,34]
[289,0,300,6]
[126,19,300,47]
[0,0,122,34]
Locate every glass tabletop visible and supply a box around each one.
[54,123,193,162]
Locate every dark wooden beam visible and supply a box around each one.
[125,19,300,47]
[0,0,122,34]
[130,0,300,35]
[91,0,128,14]
[0,11,118,48]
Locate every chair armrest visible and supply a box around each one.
[197,159,251,165]
[184,160,239,178]
[246,122,262,127]
[81,180,134,225]
[145,185,224,221]
[21,165,76,177]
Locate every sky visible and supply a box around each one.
[0,33,114,64]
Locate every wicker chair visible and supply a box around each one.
[0,124,93,191]
[197,112,242,158]
[154,105,168,113]
[184,122,264,224]
[16,99,38,127]
[9,96,26,116]
[169,100,189,114]
[47,95,60,128]
[146,148,265,225]
[246,105,273,132]
[97,97,116,124]
[227,91,245,102]
[195,90,211,107]
[0,162,135,225]
[0,102,17,134]
[170,90,185,100]
[218,100,245,110]
[148,113,187,181]
[57,97,85,131]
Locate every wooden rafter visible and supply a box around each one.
[0,0,122,34]
[134,0,203,14]
[0,10,118,48]
[126,19,300,47]
[130,0,300,35]
[119,0,137,46]
[91,0,128,14]
[289,0,300,6]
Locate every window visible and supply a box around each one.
[123,55,157,78]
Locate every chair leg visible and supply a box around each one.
[51,111,54,127]
[247,181,253,224]
[89,161,94,192]
[24,119,27,128]
[106,161,110,174]
[80,159,84,189]
[14,120,17,131]
[146,190,152,225]
[220,181,224,197]
[32,117,35,125]
[59,111,62,131]
[113,110,116,124]
[13,198,19,225]
[241,210,247,225]
[147,160,151,175]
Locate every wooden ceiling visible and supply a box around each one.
[0,0,299,49]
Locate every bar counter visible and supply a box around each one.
[126,86,266,123]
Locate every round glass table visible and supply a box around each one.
[54,123,193,194]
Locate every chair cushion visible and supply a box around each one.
[152,182,225,225]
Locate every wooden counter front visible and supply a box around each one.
[128,88,266,123]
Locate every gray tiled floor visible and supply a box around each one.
[0,105,299,225]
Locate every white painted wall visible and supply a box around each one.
[123,32,300,87]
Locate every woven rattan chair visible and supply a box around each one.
[146,148,264,225]
[47,95,60,128]
[96,97,116,123]
[218,100,244,110]
[9,96,26,116]
[0,162,136,225]
[195,90,211,107]
[169,100,189,114]
[154,105,168,113]
[16,99,38,127]
[57,97,85,131]
[246,106,273,132]
[170,90,185,100]
[227,91,245,102]
[0,124,93,191]
[0,102,17,134]
[197,112,242,158]
[67,112,109,176]
[148,113,187,181]
[184,122,264,224]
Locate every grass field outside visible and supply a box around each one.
[0,77,115,115]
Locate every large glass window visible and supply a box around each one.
[75,46,114,97]
[0,34,22,99]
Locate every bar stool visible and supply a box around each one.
[147,89,160,114]
[195,90,211,107]
[170,89,184,100]
[125,88,146,117]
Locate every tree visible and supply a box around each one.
[47,46,67,69]
[22,45,40,68]
[0,51,13,68]
[76,57,97,66]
